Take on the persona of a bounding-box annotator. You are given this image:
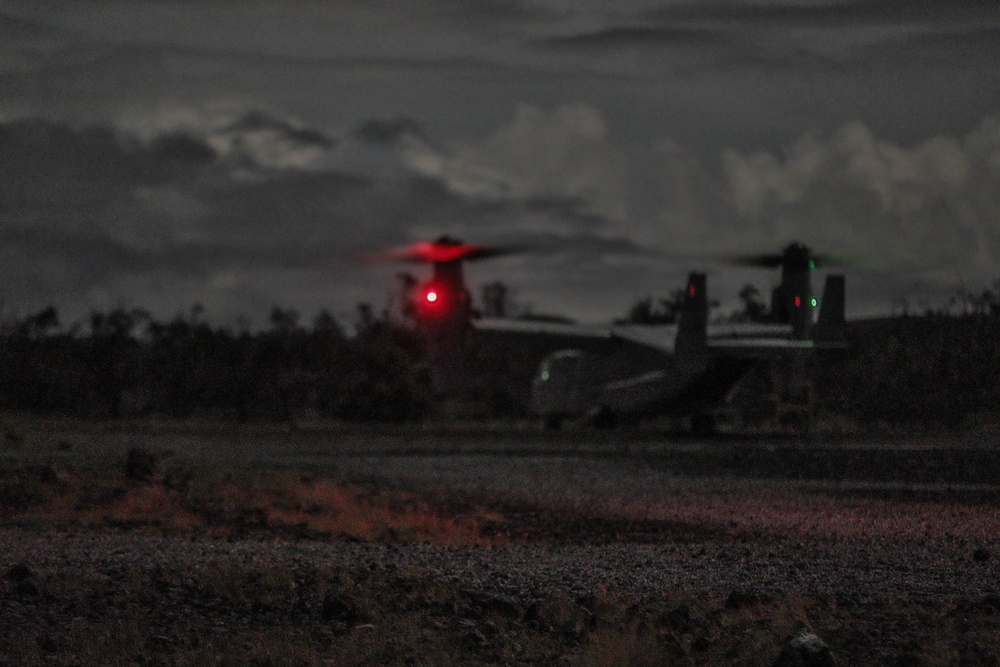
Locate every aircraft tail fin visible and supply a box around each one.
[813,274,846,345]
[676,272,708,357]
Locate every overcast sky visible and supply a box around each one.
[2,0,999,327]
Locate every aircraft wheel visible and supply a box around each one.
[691,414,715,436]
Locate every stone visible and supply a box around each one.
[773,626,837,667]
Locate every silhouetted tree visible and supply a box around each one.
[617,290,686,324]
[733,284,769,322]
[16,305,60,337]
[480,281,511,318]
[85,308,148,418]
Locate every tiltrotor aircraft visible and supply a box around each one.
[373,237,846,432]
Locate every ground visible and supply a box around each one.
[2,419,999,665]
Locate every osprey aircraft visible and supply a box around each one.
[372,237,847,433]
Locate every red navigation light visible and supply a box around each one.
[418,282,448,317]
[794,295,802,307]
[689,284,696,297]
[414,280,471,321]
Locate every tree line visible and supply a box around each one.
[0,305,431,422]
[623,281,1000,429]
[816,308,1000,429]
[4,279,1000,428]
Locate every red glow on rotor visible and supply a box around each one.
[379,240,496,264]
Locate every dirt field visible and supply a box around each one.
[2,420,1000,665]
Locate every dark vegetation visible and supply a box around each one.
[0,305,431,423]
[814,278,1000,428]
[4,278,1000,429]
[816,313,1000,428]
[741,281,1000,430]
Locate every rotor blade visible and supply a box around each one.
[462,245,525,261]
[723,248,857,269]
[811,253,852,268]
[367,240,524,264]
[727,253,785,268]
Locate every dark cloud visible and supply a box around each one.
[529,1,1000,75]
[491,228,655,261]
[0,117,364,319]
[406,0,559,26]
[202,170,386,256]
[147,132,217,163]
[0,12,59,39]
[353,118,428,145]
[537,25,732,51]
[520,197,608,227]
[0,119,213,214]
[643,0,1000,28]
[0,111,628,321]
[886,25,1000,64]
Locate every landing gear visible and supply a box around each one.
[690,413,716,436]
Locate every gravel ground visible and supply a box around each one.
[2,519,998,606]
[4,428,1000,665]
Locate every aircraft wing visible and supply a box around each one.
[707,333,847,358]
[475,272,847,357]
[609,322,837,356]
[609,324,679,353]
[707,323,793,339]
[475,318,684,353]
[707,337,815,356]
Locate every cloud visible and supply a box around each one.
[353,118,428,145]
[721,117,1000,285]
[0,106,633,323]
[0,118,214,224]
[404,102,628,225]
[118,106,339,172]
[5,97,1000,326]
[0,114,359,319]
[532,1,1000,76]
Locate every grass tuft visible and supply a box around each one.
[0,462,503,545]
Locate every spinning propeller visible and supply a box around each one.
[369,236,522,324]
[727,242,847,271]
[724,242,848,338]
[369,236,521,265]
[368,236,525,392]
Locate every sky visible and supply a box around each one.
[2,0,999,328]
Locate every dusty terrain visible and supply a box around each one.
[2,421,1000,665]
